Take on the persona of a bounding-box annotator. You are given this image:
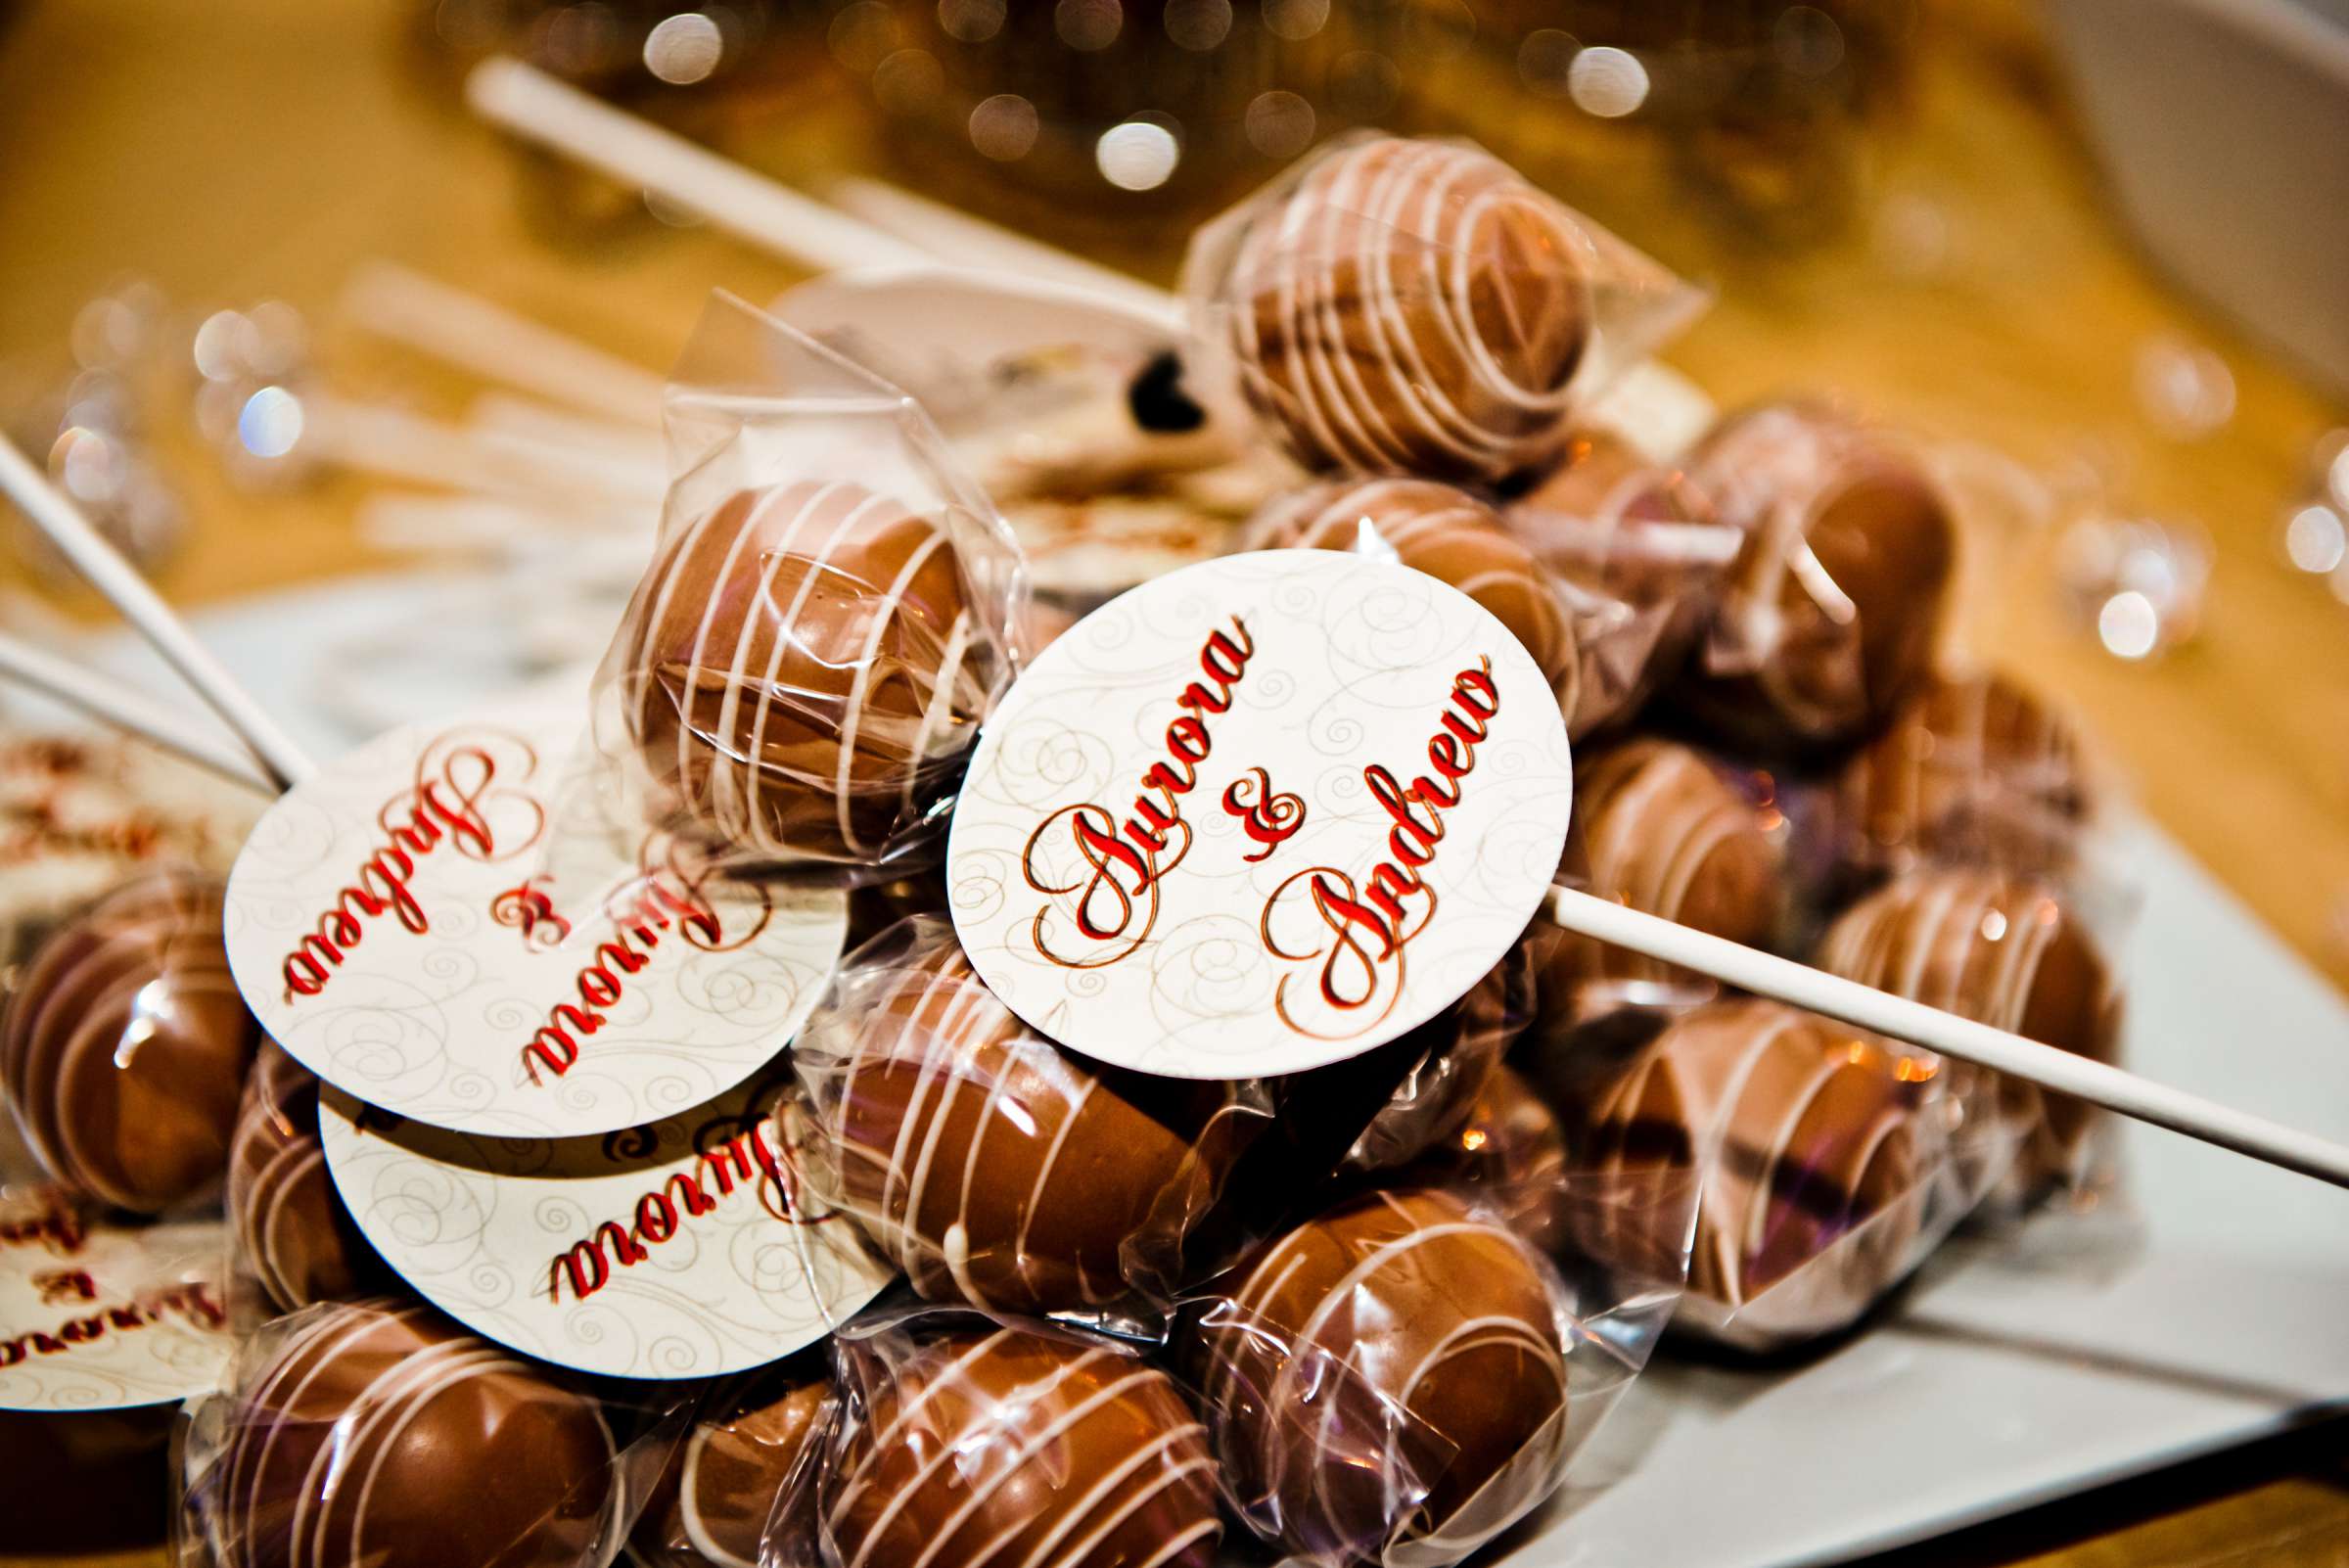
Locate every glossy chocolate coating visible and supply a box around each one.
[1213,137,1590,484]
[791,918,1254,1313]
[1251,478,1579,720]
[1,871,258,1213]
[226,1042,374,1314]
[1579,999,1926,1312]
[826,1322,1221,1568]
[616,482,988,866]
[1817,867,2118,1183]
[630,1358,831,1568]
[1831,672,2090,884]
[1538,739,1785,1024]
[1674,401,1955,752]
[207,1299,618,1568]
[1193,1186,1569,1565]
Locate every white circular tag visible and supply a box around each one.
[947,550,1573,1079]
[318,1076,894,1380]
[0,1194,229,1411]
[224,707,847,1138]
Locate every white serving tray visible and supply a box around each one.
[47,572,2349,1568]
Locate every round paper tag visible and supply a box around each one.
[318,1076,893,1380]
[948,550,1574,1079]
[224,707,848,1138]
[0,1191,230,1411]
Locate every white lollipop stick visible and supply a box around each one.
[465,58,934,275]
[0,630,276,795]
[822,176,1185,333]
[342,261,668,428]
[0,437,315,788]
[1548,886,2349,1188]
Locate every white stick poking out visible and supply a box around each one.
[0,630,277,796]
[343,260,669,429]
[1548,887,2349,1189]
[466,57,935,277]
[0,437,316,788]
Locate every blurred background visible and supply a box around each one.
[0,0,2343,998]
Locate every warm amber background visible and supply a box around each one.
[1,0,2345,1564]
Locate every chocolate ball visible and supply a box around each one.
[1251,478,1581,721]
[1404,1063,1574,1256]
[615,482,991,867]
[1208,136,1590,484]
[790,918,1254,1313]
[1538,740,1785,1028]
[1511,428,1731,733]
[1673,401,1956,752]
[1,871,258,1213]
[226,1042,375,1314]
[825,1322,1221,1568]
[631,1358,831,1568]
[1816,868,2119,1184]
[1193,1186,1569,1564]
[207,1299,619,1568]
[1578,999,1928,1318]
[1831,672,2090,885]
[1339,947,1527,1175]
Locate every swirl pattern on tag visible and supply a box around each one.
[224,707,848,1138]
[0,1189,229,1411]
[948,551,1574,1078]
[318,1078,893,1379]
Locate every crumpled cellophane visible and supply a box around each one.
[1182,131,1709,491]
[579,292,1030,884]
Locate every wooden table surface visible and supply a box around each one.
[2,1,2345,1564]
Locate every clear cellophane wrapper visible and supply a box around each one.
[787,1302,1224,1568]
[1335,944,1535,1176]
[1671,399,1958,752]
[173,1295,691,1568]
[1237,478,1690,742]
[1505,430,1748,739]
[625,1353,837,1568]
[1537,997,2018,1355]
[581,292,1030,884]
[1180,131,1710,490]
[782,914,1277,1333]
[1174,1164,1688,1568]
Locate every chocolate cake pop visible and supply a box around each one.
[789,917,1256,1313]
[630,1358,831,1568]
[825,1322,1221,1568]
[226,1043,373,1314]
[1251,478,1580,719]
[205,1299,621,1568]
[1512,428,1732,732]
[1192,1186,1569,1565]
[1537,739,1785,1027]
[1203,136,1591,484]
[613,481,992,867]
[1831,672,2090,884]
[1577,999,1929,1319]
[2,871,258,1213]
[1674,400,1956,752]
[1816,867,2118,1183]
[1404,1063,1574,1256]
